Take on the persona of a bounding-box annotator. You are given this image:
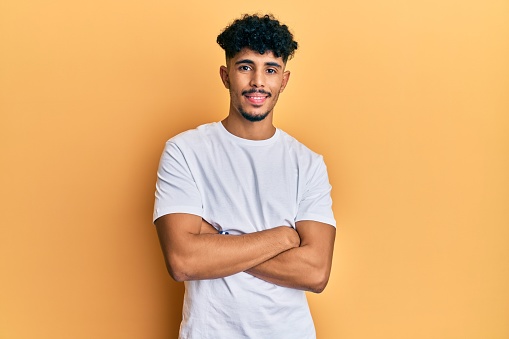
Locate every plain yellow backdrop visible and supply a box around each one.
[1,0,508,338]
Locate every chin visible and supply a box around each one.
[240,110,270,122]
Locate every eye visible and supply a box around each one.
[239,65,251,71]
[266,68,277,74]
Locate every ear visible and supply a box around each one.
[279,70,291,93]
[219,65,229,89]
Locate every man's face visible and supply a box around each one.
[220,48,290,122]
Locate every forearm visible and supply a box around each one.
[156,215,300,282]
[181,229,297,281]
[245,247,327,293]
[246,221,336,293]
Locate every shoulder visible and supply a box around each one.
[278,129,325,167]
[164,122,220,152]
[168,122,218,144]
[157,123,221,163]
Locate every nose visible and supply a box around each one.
[249,69,265,88]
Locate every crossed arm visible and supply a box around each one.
[155,213,336,293]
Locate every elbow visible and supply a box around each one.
[308,279,329,294]
[166,265,186,282]
[165,254,193,282]
[307,269,331,294]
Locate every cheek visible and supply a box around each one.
[229,79,245,92]
[271,77,285,90]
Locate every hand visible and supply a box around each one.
[200,220,299,249]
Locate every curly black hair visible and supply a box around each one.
[217,14,298,63]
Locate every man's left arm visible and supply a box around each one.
[244,220,335,293]
[201,220,335,292]
[198,156,337,292]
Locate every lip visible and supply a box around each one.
[244,94,268,105]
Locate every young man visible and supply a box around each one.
[154,14,336,338]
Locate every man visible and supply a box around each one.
[153,14,336,338]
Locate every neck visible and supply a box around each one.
[221,113,276,141]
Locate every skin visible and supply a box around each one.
[155,48,336,293]
[219,48,290,140]
[199,219,336,293]
[155,214,300,282]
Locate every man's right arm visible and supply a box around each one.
[155,213,300,282]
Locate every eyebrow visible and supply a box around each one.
[234,59,283,69]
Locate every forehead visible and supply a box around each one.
[228,48,285,67]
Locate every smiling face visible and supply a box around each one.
[220,48,290,123]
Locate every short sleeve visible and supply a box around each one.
[153,141,203,223]
[295,157,336,227]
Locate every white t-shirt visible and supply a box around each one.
[154,122,336,339]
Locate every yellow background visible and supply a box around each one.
[1,0,508,338]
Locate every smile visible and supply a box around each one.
[243,89,271,105]
[245,95,268,105]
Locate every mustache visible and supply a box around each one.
[242,89,272,97]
